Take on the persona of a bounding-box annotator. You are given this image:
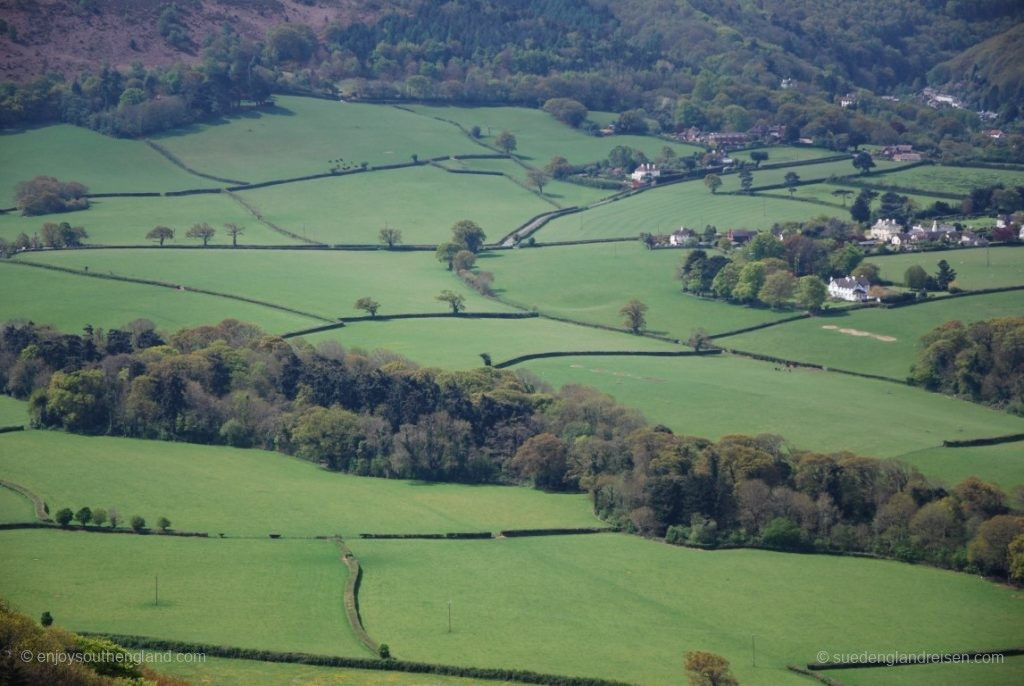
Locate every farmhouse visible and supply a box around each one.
[727,229,757,245]
[828,276,870,302]
[630,164,660,184]
[869,218,903,241]
[669,228,698,246]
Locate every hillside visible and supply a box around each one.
[933,21,1024,115]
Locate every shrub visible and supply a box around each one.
[40,611,53,627]
[156,516,171,532]
[16,176,89,216]
[54,508,73,526]
[130,515,147,532]
[761,517,803,550]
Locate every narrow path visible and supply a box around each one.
[224,190,323,245]
[0,478,50,521]
[144,139,249,186]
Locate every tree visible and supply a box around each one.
[436,242,462,270]
[379,226,402,248]
[904,265,929,290]
[156,516,171,532]
[851,262,880,284]
[750,150,769,167]
[451,220,487,253]
[545,156,573,179]
[1009,534,1024,583]
[968,515,1024,575]
[55,507,73,526]
[683,651,738,686]
[935,260,957,290]
[796,275,828,311]
[832,188,854,206]
[40,611,53,627]
[849,193,871,223]
[437,290,465,314]
[186,222,215,246]
[16,176,89,216]
[746,233,785,261]
[224,222,245,247]
[130,515,147,532]
[495,130,517,155]
[738,167,753,194]
[619,299,648,334]
[784,171,800,197]
[704,174,722,194]
[92,508,107,527]
[40,222,88,248]
[146,226,174,246]
[542,97,588,127]
[509,433,570,491]
[354,297,380,317]
[852,151,876,175]
[616,109,648,134]
[758,271,797,309]
[108,508,120,528]
[452,250,476,272]
[527,169,549,195]
[732,262,767,303]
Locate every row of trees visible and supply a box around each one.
[4,317,1023,579]
[145,222,246,247]
[52,506,167,533]
[15,177,89,216]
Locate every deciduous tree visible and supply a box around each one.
[186,222,215,246]
[354,297,380,317]
[704,174,722,194]
[379,226,402,248]
[224,222,245,247]
[451,220,487,253]
[619,299,648,334]
[495,130,517,155]
[683,651,738,686]
[146,225,174,246]
[437,290,465,314]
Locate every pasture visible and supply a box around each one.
[0,395,26,426]
[719,290,1024,379]
[302,315,680,368]
[537,179,847,240]
[731,145,842,164]
[436,156,614,208]
[485,243,795,338]
[0,192,292,246]
[779,181,952,214]
[0,261,320,333]
[0,484,33,522]
[0,430,598,537]
[821,657,1024,686]
[406,104,703,164]
[519,354,1024,460]
[18,249,514,320]
[865,164,1024,196]
[156,656,514,686]
[151,97,478,184]
[0,124,218,204]
[0,530,362,656]
[234,164,552,245]
[892,442,1024,492]
[872,246,1024,290]
[716,157,898,194]
[349,534,1024,686]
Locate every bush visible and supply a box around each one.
[130,515,147,532]
[761,517,803,550]
[54,507,73,526]
[15,176,89,216]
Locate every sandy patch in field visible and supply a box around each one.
[822,324,897,342]
[568,363,665,382]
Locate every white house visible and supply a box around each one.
[630,164,660,183]
[1019,226,1024,240]
[869,218,902,241]
[828,276,870,302]
[669,227,698,246]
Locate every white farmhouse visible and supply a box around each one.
[869,218,902,241]
[630,164,660,183]
[828,276,870,302]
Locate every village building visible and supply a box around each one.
[727,229,757,245]
[669,227,698,246]
[828,276,870,302]
[869,218,903,241]
[630,163,660,184]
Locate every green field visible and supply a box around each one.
[0,395,26,426]
[0,262,320,334]
[0,124,218,204]
[0,485,34,522]
[717,157,895,194]
[437,157,614,208]
[234,164,552,245]
[538,179,847,240]
[519,354,1024,460]
[152,97,478,184]
[17,249,514,320]
[892,442,1024,492]
[0,192,295,246]
[774,182,950,214]
[867,164,1024,196]
[720,291,1024,379]
[0,530,362,656]
[0,431,598,537]
[303,315,680,368]
[872,247,1024,290]
[157,655,516,686]
[486,243,794,338]
[821,657,1024,686]
[732,146,843,164]
[349,534,1024,686]
[406,104,703,165]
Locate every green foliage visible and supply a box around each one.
[615,109,648,135]
[761,517,803,550]
[542,98,588,127]
[130,515,146,532]
[495,131,517,155]
[55,507,73,526]
[16,176,89,216]
[74,506,92,526]
[451,220,487,253]
[354,297,381,317]
[40,610,53,626]
[157,516,171,532]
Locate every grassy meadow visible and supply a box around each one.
[892,442,1024,492]
[406,104,703,165]
[234,164,552,245]
[0,261,320,334]
[0,124,218,204]
[538,179,847,240]
[872,246,1024,290]
[151,97,478,184]
[0,395,26,426]
[720,290,1024,379]
[821,657,1024,686]
[731,146,843,164]
[519,354,1024,460]
[303,315,680,368]
[437,156,614,208]
[349,534,1024,686]
[486,243,795,338]
[0,193,294,246]
[0,485,34,522]
[0,431,598,537]
[17,249,515,320]
[0,530,363,656]
[866,164,1024,196]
